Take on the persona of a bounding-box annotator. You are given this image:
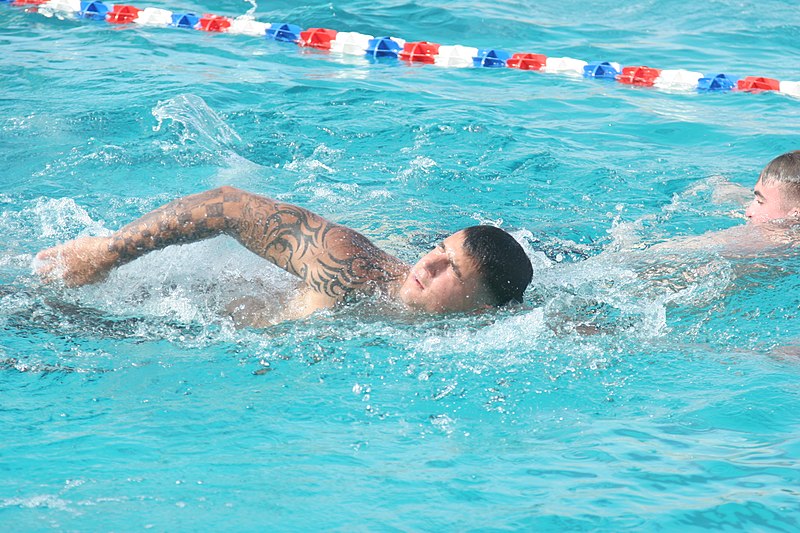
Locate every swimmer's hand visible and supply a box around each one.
[35,237,119,287]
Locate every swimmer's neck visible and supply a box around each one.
[386,265,413,300]
[287,265,412,319]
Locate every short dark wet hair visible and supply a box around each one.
[760,150,800,208]
[461,225,533,306]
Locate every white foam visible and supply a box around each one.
[33,197,106,240]
[2,494,73,512]
[413,308,549,358]
[152,94,242,151]
[69,236,297,339]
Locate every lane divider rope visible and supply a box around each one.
[6,0,800,98]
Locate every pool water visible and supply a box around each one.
[2,0,800,530]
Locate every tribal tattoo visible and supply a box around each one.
[232,194,405,300]
[109,187,406,301]
[111,188,229,262]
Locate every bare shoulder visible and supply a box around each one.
[304,223,408,299]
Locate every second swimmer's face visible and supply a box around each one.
[745,179,799,224]
[398,231,493,314]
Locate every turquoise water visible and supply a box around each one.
[2,0,800,530]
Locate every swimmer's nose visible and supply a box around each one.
[420,251,446,277]
[744,201,754,220]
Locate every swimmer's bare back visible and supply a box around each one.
[37,186,410,315]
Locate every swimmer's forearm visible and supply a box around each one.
[109,187,235,266]
[108,185,350,272]
[108,186,317,267]
[108,186,404,299]
[39,187,323,286]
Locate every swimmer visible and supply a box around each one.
[648,150,800,255]
[35,186,533,323]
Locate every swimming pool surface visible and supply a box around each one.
[2,0,800,530]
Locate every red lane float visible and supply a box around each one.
[107,5,140,24]
[198,14,232,33]
[399,41,440,63]
[617,66,662,86]
[737,76,780,92]
[299,28,338,49]
[507,53,547,71]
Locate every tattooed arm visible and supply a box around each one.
[36,186,408,302]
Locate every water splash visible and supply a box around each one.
[412,308,549,358]
[32,197,108,240]
[151,94,267,185]
[152,94,242,152]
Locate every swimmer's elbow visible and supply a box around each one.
[213,185,277,237]
[215,185,271,205]
[216,185,244,197]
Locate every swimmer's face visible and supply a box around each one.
[745,179,800,224]
[399,231,493,313]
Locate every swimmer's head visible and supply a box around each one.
[461,225,534,307]
[399,226,533,313]
[746,151,800,224]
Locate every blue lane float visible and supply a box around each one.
[584,61,621,79]
[474,49,511,68]
[697,73,739,92]
[170,12,199,29]
[78,0,108,20]
[266,23,301,42]
[366,36,402,59]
